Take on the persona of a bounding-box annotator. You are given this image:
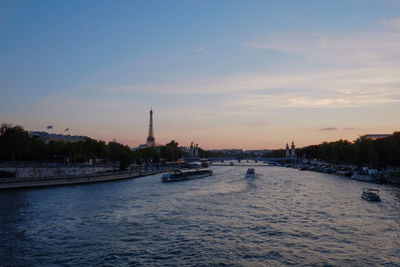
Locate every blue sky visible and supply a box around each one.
[1,0,400,149]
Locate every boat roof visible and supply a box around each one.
[363,188,379,192]
[174,168,210,173]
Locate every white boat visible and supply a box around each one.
[161,168,212,182]
[361,188,381,201]
[245,168,256,178]
[352,168,382,183]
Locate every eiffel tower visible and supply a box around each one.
[146,109,155,146]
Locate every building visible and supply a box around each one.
[131,144,148,151]
[146,109,155,147]
[361,134,392,140]
[29,131,87,143]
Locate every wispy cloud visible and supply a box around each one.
[378,18,400,29]
[319,127,357,131]
[195,46,206,54]
[248,122,270,127]
[108,65,400,109]
[246,31,400,65]
[101,28,400,113]
[320,127,338,131]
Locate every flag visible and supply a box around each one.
[64,128,69,132]
[47,125,53,129]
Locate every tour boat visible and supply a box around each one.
[361,188,381,202]
[245,168,256,178]
[161,168,212,182]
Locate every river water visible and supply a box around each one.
[1,165,400,266]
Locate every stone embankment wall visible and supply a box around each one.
[0,168,174,189]
[0,166,114,178]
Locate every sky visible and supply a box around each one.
[1,0,400,149]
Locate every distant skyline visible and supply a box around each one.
[1,0,400,149]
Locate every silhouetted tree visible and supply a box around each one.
[0,123,32,161]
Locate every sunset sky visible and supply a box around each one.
[1,0,400,149]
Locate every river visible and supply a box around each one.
[1,164,399,266]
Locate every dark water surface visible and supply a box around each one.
[1,166,400,266]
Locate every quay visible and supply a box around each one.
[0,168,174,190]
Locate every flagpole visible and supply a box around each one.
[46,124,53,134]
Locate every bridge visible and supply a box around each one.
[211,163,277,167]
[208,157,284,166]
[209,157,281,161]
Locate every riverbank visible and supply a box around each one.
[212,159,400,185]
[285,163,400,185]
[0,164,114,179]
[0,168,174,190]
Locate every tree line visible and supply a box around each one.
[0,123,189,170]
[263,132,400,169]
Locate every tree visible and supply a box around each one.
[0,123,32,161]
[160,140,183,161]
[106,142,134,171]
